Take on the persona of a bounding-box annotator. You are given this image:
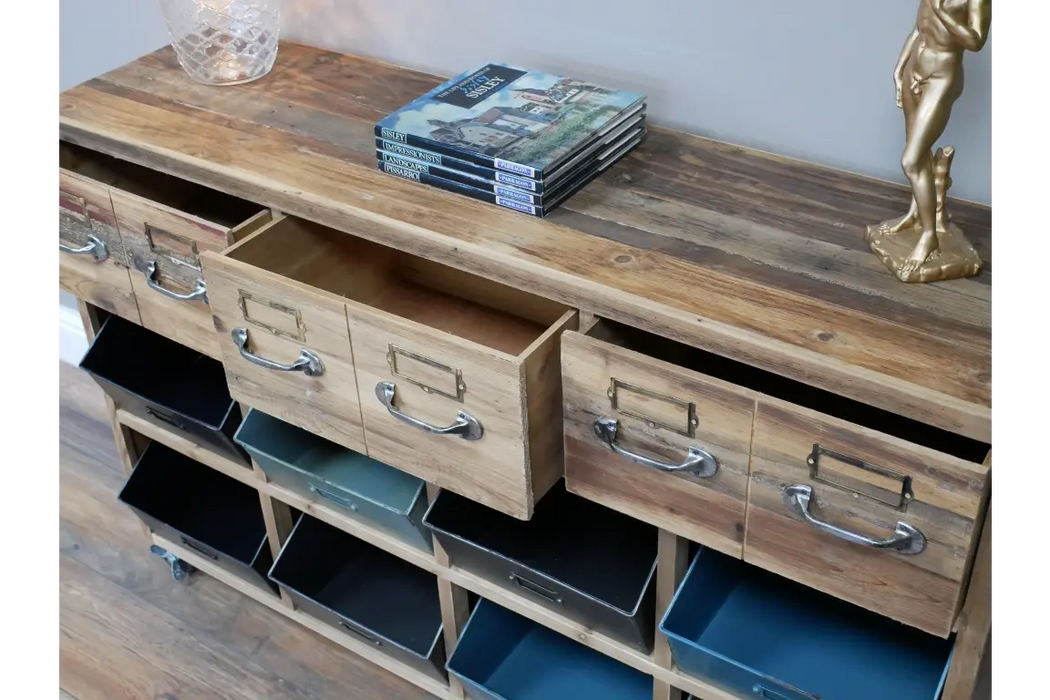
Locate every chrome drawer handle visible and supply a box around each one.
[60,234,108,263]
[146,261,208,303]
[783,484,926,555]
[232,328,325,376]
[593,417,718,478]
[375,381,483,440]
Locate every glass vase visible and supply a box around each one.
[159,0,282,86]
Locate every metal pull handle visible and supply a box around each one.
[375,381,483,440]
[60,234,108,263]
[509,573,563,605]
[593,417,718,478]
[180,537,219,560]
[310,484,359,512]
[783,484,926,555]
[338,620,382,646]
[231,328,325,377]
[146,406,188,431]
[145,261,208,303]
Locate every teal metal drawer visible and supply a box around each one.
[235,409,431,552]
[660,549,953,700]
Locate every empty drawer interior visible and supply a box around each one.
[587,319,989,461]
[448,599,652,700]
[425,481,656,613]
[269,514,443,657]
[661,548,953,700]
[61,141,262,227]
[80,315,235,429]
[119,441,268,563]
[229,217,571,356]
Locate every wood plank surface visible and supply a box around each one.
[59,43,991,441]
[59,361,437,700]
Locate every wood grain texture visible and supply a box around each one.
[59,43,991,441]
[427,486,471,700]
[943,499,992,699]
[744,398,990,637]
[350,300,533,518]
[562,331,754,556]
[59,362,436,700]
[59,170,140,324]
[201,248,368,455]
[652,531,689,700]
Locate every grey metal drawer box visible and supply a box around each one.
[268,514,446,682]
[423,481,658,653]
[447,599,653,700]
[234,409,431,552]
[118,441,275,592]
[660,549,954,700]
[80,314,247,464]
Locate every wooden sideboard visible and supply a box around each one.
[59,42,991,700]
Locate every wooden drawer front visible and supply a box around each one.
[203,255,367,455]
[561,331,753,557]
[745,399,990,637]
[351,309,535,519]
[58,170,139,323]
[111,189,232,358]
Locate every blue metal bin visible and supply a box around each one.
[659,549,954,700]
[235,409,431,552]
[447,599,652,700]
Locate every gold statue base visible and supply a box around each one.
[865,221,982,284]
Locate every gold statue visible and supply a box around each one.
[866,0,991,283]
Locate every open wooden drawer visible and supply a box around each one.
[201,215,577,519]
[564,317,990,637]
[60,142,271,358]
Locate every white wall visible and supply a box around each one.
[284,0,992,205]
[59,0,991,204]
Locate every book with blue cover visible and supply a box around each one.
[375,63,646,180]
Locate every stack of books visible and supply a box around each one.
[375,63,646,217]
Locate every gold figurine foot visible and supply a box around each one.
[867,220,981,283]
[867,147,982,283]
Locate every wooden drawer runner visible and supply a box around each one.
[60,141,269,358]
[562,321,753,557]
[202,216,576,519]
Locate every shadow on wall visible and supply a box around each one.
[281,0,991,205]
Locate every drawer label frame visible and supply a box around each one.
[146,223,202,270]
[238,291,307,342]
[607,378,698,438]
[387,345,466,402]
[807,444,914,511]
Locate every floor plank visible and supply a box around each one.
[59,362,436,700]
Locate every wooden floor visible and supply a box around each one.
[59,361,436,700]
[58,359,990,700]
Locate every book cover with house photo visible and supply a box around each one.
[375,63,646,179]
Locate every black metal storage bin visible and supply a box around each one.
[79,314,246,464]
[423,480,658,653]
[118,441,275,591]
[268,514,447,681]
